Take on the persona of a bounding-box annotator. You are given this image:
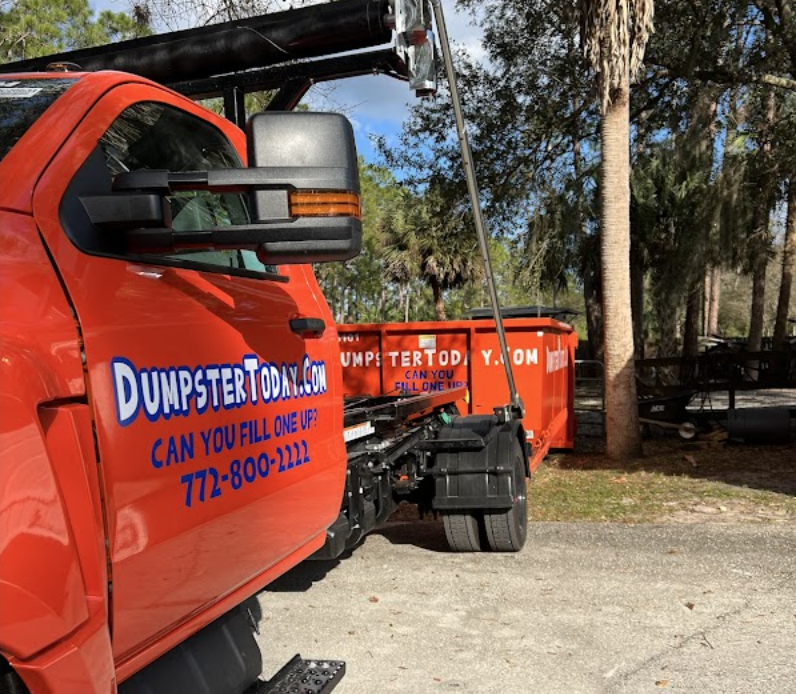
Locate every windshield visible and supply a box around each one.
[0,78,78,162]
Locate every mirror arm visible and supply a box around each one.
[112,168,355,195]
[81,193,171,232]
[124,218,358,254]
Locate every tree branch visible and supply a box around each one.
[652,63,796,91]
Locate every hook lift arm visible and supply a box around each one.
[430,0,524,420]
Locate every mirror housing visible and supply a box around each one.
[82,111,362,265]
[246,111,362,264]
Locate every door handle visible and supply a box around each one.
[290,317,326,337]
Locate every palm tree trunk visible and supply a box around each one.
[773,179,796,350]
[430,275,446,321]
[600,81,642,459]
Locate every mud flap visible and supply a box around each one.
[430,415,527,512]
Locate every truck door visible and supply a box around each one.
[32,82,346,668]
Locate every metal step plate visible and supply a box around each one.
[256,655,345,694]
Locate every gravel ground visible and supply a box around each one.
[255,521,796,694]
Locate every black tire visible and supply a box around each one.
[443,511,483,552]
[484,440,528,552]
[0,669,28,694]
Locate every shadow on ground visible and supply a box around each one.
[372,517,449,552]
[265,510,449,593]
[265,558,344,593]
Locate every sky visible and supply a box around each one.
[88,0,485,163]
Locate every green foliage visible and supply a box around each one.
[316,160,489,324]
[316,161,407,323]
[369,0,796,354]
[379,180,483,319]
[0,0,150,60]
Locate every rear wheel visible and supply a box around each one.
[484,440,528,552]
[443,511,483,552]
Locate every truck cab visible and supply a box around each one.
[0,71,352,693]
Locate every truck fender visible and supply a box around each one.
[0,346,92,661]
[430,415,527,513]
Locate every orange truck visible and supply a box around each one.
[0,2,532,693]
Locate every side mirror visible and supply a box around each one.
[81,111,362,265]
[247,111,362,264]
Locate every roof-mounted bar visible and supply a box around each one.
[0,0,391,85]
[170,49,406,123]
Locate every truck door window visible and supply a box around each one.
[99,101,272,273]
[0,78,77,162]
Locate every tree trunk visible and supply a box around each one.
[703,266,721,336]
[575,138,604,362]
[746,228,769,352]
[709,266,721,334]
[746,192,771,383]
[404,283,411,323]
[747,202,771,355]
[630,238,645,359]
[703,268,711,336]
[748,252,768,351]
[600,82,642,459]
[656,299,679,358]
[773,179,796,350]
[682,277,701,358]
[583,250,604,362]
[718,86,742,260]
[430,275,446,321]
[747,90,776,357]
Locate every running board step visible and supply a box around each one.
[255,655,345,694]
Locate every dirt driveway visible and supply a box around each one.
[255,520,795,694]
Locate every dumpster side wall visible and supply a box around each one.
[338,319,577,466]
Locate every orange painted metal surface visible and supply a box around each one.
[9,610,115,694]
[31,76,346,672]
[337,318,577,469]
[0,211,90,663]
[0,72,151,214]
[1,72,348,691]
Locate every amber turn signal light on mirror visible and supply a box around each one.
[288,191,361,219]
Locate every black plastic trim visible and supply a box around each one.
[290,318,326,335]
[60,146,287,283]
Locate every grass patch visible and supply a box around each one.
[528,439,796,523]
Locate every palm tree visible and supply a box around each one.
[382,184,483,321]
[580,0,653,459]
